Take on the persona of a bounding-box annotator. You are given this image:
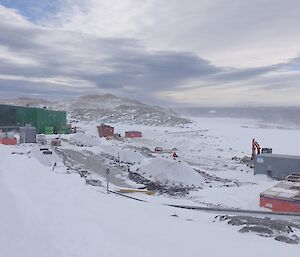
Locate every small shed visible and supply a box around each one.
[20,125,37,143]
[0,137,17,145]
[51,139,61,146]
[0,132,17,145]
[254,153,300,179]
[37,134,46,145]
[125,131,142,138]
[97,124,114,138]
[260,174,300,213]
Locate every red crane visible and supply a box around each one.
[251,138,261,160]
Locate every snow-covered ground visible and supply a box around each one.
[1,117,300,256]
[63,117,296,209]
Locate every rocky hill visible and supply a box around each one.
[0,97,52,108]
[0,94,190,126]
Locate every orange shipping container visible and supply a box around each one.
[260,196,300,213]
[259,174,300,213]
[0,138,17,145]
[125,131,142,138]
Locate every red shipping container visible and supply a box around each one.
[259,174,300,213]
[0,138,17,145]
[125,131,142,138]
[97,124,114,138]
[260,196,300,213]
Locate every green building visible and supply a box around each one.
[0,104,67,133]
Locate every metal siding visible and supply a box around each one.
[20,127,37,143]
[0,105,17,127]
[15,107,37,128]
[0,137,17,145]
[0,105,37,128]
[36,109,47,133]
[0,105,66,133]
[36,109,66,133]
[260,196,300,212]
[97,125,114,137]
[255,154,300,179]
[51,110,66,133]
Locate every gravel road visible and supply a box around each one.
[60,148,131,188]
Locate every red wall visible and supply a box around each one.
[0,138,17,145]
[260,196,300,212]
[97,126,114,137]
[125,132,142,138]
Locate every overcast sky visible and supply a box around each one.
[0,0,300,106]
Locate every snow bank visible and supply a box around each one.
[99,145,144,164]
[69,133,104,147]
[1,139,299,257]
[136,157,204,186]
[119,149,144,164]
[31,146,60,166]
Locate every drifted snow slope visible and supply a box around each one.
[135,157,205,186]
[0,145,299,257]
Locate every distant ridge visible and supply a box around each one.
[0,94,190,126]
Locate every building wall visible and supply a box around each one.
[15,107,37,128]
[125,131,142,138]
[35,109,66,133]
[20,127,37,143]
[0,137,17,145]
[254,154,300,179]
[0,105,17,127]
[97,125,114,137]
[0,104,66,133]
[260,196,300,212]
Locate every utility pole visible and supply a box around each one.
[106,168,110,194]
[52,162,57,172]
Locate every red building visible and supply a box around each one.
[0,137,17,145]
[260,174,300,213]
[97,124,114,138]
[125,131,142,138]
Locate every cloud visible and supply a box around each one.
[0,0,60,21]
[48,0,300,68]
[0,3,300,106]
[0,6,224,101]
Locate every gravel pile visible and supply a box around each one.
[129,172,194,196]
[215,215,300,244]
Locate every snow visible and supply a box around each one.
[30,145,60,166]
[1,116,300,256]
[60,117,300,210]
[69,132,103,147]
[1,144,299,257]
[134,157,205,186]
[65,95,190,126]
[119,149,144,164]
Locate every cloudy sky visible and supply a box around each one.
[0,0,300,106]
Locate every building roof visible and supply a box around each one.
[258,153,300,160]
[261,174,300,201]
[0,104,65,114]
[98,124,114,128]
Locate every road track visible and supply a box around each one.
[54,146,300,221]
